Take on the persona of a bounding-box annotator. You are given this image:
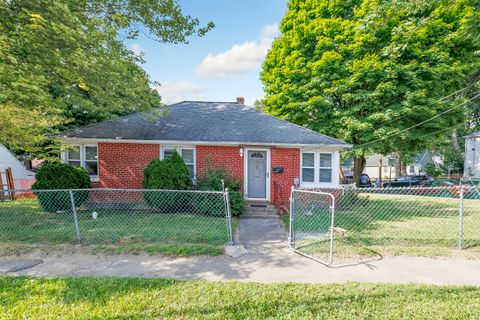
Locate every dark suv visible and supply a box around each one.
[343,173,372,188]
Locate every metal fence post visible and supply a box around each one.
[288,186,295,248]
[224,188,235,245]
[69,190,81,243]
[458,181,464,250]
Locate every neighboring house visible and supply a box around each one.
[341,155,397,180]
[60,100,351,207]
[464,130,480,179]
[406,150,442,176]
[364,155,397,180]
[342,150,442,181]
[0,144,35,189]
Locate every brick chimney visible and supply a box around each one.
[236,97,245,105]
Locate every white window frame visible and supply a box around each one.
[65,144,99,181]
[300,152,315,183]
[318,152,333,183]
[160,145,196,180]
[300,149,338,187]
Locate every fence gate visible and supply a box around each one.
[289,188,335,265]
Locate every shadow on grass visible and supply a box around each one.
[3,278,480,318]
[287,192,480,260]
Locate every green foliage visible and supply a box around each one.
[32,163,91,212]
[228,191,245,217]
[0,0,213,156]
[196,168,244,216]
[441,147,465,174]
[425,164,442,177]
[262,0,480,159]
[32,163,91,190]
[196,167,242,192]
[143,152,192,210]
[143,152,192,190]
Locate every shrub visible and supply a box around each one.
[425,164,442,177]
[196,168,244,216]
[143,152,192,211]
[32,163,91,213]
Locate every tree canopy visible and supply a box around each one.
[0,0,213,156]
[261,0,480,177]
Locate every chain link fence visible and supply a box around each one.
[290,184,480,266]
[289,189,335,265]
[0,188,235,252]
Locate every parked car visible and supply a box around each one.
[344,173,372,188]
[413,175,434,182]
[383,175,432,188]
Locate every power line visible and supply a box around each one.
[354,91,480,149]
[371,79,480,130]
[416,122,465,139]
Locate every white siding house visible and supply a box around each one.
[0,144,35,189]
[464,131,480,179]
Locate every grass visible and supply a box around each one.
[0,198,236,256]
[284,192,480,259]
[0,276,479,319]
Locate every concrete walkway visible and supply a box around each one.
[2,216,480,286]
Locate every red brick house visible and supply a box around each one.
[60,100,351,208]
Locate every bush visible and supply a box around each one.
[425,164,442,177]
[32,163,91,213]
[143,152,192,211]
[196,168,244,216]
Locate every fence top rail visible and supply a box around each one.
[291,188,336,205]
[297,185,475,191]
[3,188,226,195]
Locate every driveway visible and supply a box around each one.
[2,216,480,286]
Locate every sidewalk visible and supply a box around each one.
[2,216,479,286]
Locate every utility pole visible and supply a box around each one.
[378,157,383,187]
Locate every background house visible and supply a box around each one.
[406,150,443,176]
[0,144,35,189]
[364,155,397,180]
[60,100,351,208]
[465,130,480,179]
[341,151,443,182]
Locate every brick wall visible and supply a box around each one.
[196,146,244,181]
[98,143,159,188]
[270,148,300,211]
[96,143,300,210]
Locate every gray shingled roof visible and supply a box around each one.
[62,101,350,147]
[465,130,480,138]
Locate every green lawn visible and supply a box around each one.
[0,198,236,256]
[284,192,480,259]
[0,276,479,319]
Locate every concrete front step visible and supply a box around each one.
[242,205,278,218]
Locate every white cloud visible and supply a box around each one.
[261,23,280,40]
[196,24,280,78]
[155,81,206,104]
[130,43,143,57]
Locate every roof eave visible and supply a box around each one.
[60,136,353,149]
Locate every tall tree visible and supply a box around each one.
[261,0,480,184]
[0,0,213,155]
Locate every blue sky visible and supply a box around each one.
[123,0,288,106]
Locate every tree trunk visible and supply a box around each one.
[401,161,407,176]
[353,156,366,187]
[451,130,461,152]
[394,151,402,178]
